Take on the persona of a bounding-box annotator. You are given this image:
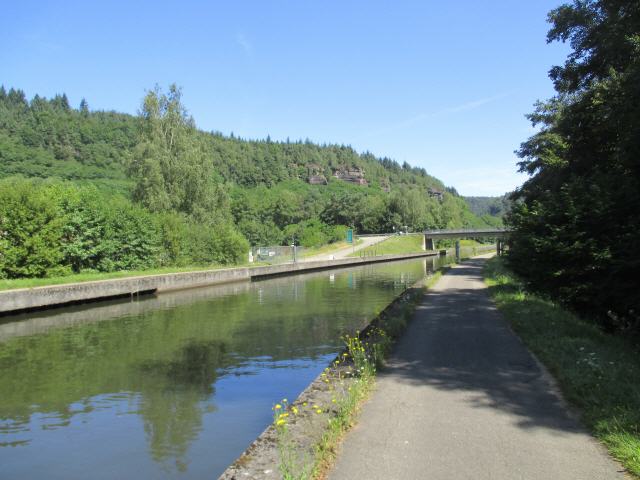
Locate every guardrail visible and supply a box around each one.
[424,228,510,238]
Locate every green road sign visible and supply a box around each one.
[346,229,353,243]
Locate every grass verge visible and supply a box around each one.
[459,245,496,259]
[350,235,424,257]
[0,264,259,291]
[484,257,640,477]
[301,239,362,259]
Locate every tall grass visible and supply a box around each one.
[484,257,640,477]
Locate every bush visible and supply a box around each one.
[156,212,191,267]
[207,224,250,264]
[282,220,326,248]
[185,223,249,265]
[282,221,350,248]
[237,218,283,247]
[0,176,250,278]
[326,224,349,243]
[0,178,65,278]
[56,184,110,272]
[98,197,160,271]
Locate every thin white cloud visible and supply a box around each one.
[235,32,253,56]
[433,166,527,196]
[358,91,514,139]
[443,92,511,113]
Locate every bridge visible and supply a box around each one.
[423,228,511,256]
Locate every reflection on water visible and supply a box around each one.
[0,256,451,478]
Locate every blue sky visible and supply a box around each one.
[1,0,569,196]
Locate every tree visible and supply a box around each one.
[130,84,228,224]
[79,98,89,116]
[508,0,640,332]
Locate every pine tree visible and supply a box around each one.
[79,98,89,116]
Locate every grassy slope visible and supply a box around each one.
[300,239,362,258]
[350,235,425,256]
[484,257,640,477]
[459,239,482,247]
[0,264,258,291]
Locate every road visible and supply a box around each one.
[302,235,390,262]
[328,256,626,480]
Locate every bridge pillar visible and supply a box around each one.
[496,239,502,256]
[425,236,435,251]
[455,240,460,261]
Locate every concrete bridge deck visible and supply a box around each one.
[423,228,510,239]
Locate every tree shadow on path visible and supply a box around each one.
[382,259,586,436]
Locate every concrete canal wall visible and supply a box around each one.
[0,252,436,315]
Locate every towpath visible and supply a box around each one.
[328,255,626,480]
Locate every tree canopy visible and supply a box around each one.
[507,0,640,332]
[0,83,495,278]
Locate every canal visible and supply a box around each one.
[0,256,453,479]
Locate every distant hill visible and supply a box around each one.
[464,195,511,227]
[0,86,445,193]
[0,85,496,244]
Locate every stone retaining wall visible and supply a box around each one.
[0,252,435,315]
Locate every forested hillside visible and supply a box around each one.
[0,84,491,278]
[464,195,510,226]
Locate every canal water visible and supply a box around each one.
[0,256,452,479]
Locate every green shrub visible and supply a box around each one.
[0,178,65,278]
[326,224,349,243]
[237,218,283,247]
[207,224,250,264]
[185,223,249,265]
[283,219,327,248]
[0,176,250,278]
[156,212,191,267]
[56,184,110,272]
[98,197,160,271]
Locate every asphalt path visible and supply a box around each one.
[329,256,627,480]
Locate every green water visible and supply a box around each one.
[0,257,448,479]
